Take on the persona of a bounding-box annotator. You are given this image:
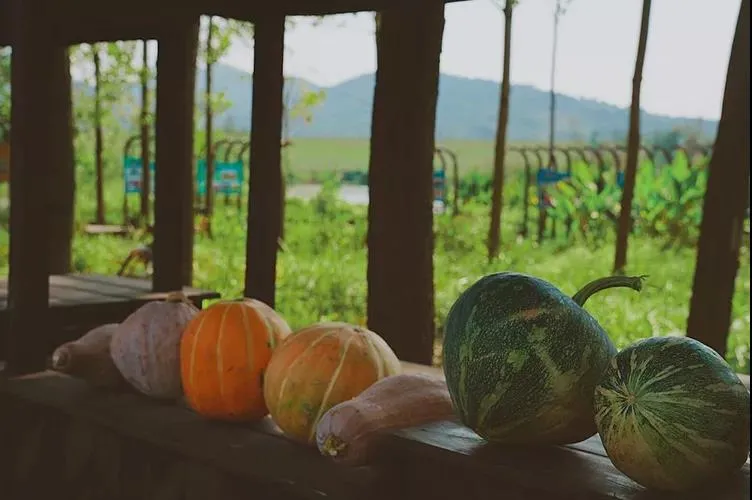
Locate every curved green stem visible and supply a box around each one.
[572,275,647,307]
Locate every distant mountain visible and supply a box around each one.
[84,63,719,142]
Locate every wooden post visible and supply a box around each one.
[687,0,749,356]
[46,47,76,275]
[244,16,285,307]
[4,0,60,374]
[152,17,199,292]
[367,3,445,365]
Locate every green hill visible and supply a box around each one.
[102,62,717,142]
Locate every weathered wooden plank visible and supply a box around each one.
[366,3,444,364]
[0,368,748,500]
[387,420,749,500]
[244,15,286,307]
[0,0,469,45]
[0,372,386,499]
[0,274,220,309]
[152,18,199,292]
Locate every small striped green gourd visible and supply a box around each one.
[442,272,645,445]
[594,336,750,492]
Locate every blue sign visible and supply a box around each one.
[124,157,156,194]
[536,168,571,186]
[196,160,244,196]
[617,171,625,188]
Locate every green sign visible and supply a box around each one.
[196,160,244,196]
[124,157,156,194]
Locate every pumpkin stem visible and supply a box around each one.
[51,347,71,371]
[319,434,348,458]
[572,275,647,307]
[165,291,189,304]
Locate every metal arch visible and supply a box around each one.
[554,146,573,172]
[212,139,232,162]
[225,139,246,162]
[583,146,607,192]
[123,134,142,159]
[602,146,622,172]
[614,144,656,166]
[533,146,557,170]
[238,140,252,163]
[653,146,674,165]
[509,146,535,237]
[566,146,588,165]
[433,146,447,171]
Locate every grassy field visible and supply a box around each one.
[0,137,749,374]
[282,138,507,179]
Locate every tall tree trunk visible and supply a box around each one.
[46,48,75,275]
[205,16,215,219]
[93,45,105,225]
[367,5,444,364]
[687,0,749,356]
[140,39,151,224]
[487,1,514,261]
[540,0,563,243]
[613,0,652,273]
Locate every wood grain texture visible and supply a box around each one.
[0,372,384,500]
[0,273,220,363]
[0,367,747,500]
[0,0,469,46]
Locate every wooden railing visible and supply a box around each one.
[1,363,748,500]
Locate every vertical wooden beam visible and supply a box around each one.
[152,17,199,292]
[46,47,75,275]
[4,0,58,374]
[244,15,285,307]
[367,3,445,365]
[686,0,749,356]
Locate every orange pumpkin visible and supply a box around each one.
[263,321,401,444]
[180,298,291,421]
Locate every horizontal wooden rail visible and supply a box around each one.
[0,362,748,500]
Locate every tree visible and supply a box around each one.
[487,0,516,261]
[0,48,9,135]
[198,16,253,223]
[687,0,749,356]
[70,42,138,224]
[613,0,652,273]
[139,40,152,225]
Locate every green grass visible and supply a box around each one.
[0,138,749,374]
[282,138,508,178]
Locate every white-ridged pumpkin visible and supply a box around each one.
[109,292,198,398]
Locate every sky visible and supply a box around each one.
[221,0,742,120]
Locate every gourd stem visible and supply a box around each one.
[165,291,189,303]
[572,275,647,307]
[320,434,348,458]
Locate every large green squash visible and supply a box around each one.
[442,272,643,445]
[594,336,750,492]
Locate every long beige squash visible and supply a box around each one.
[315,372,457,466]
[51,323,125,389]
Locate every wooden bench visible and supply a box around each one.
[0,364,748,500]
[0,273,220,359]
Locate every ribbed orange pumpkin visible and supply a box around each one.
[263,322,401,444]
[180,298,291,421]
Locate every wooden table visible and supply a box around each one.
[0,365,748,500]
[0,273,220,359]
